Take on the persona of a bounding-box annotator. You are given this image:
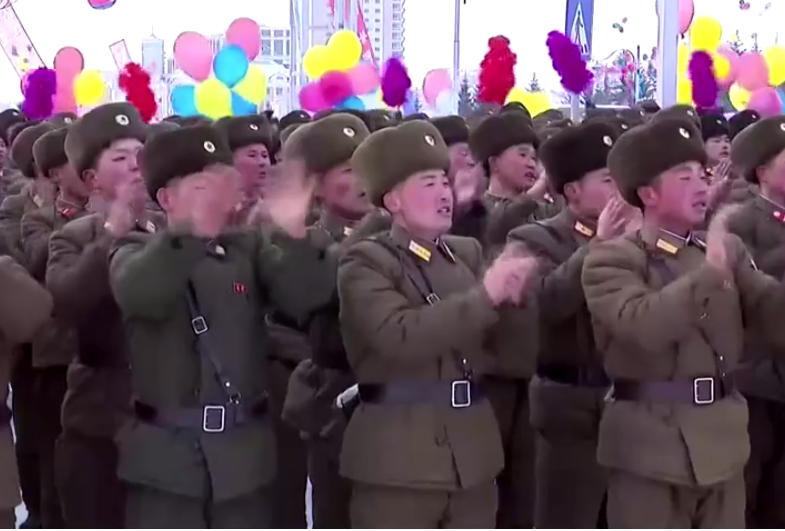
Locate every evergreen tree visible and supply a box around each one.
[457,76,476,117]
[728,31,745,55]
[526,73,543,92]
[412,92,423,112]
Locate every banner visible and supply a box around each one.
[326,0,378,69]
[108,39,132,70]
[0,4,44,78]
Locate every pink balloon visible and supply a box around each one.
[226,17,261,60]
[422,69,452,106]
[299,83,328,112]
[678,0,695,35]
[53,47,84,78]
[349,63,379,95]
[716,45,739,86]
[173,31,213,82]
[747,87,782,117]
[53,89,77,114]
[737,52,770,91]
[319,71,353,106]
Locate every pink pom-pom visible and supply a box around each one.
[688,51,718,109]
[319,71,353,106]
[546,31,593,94]
[22,68,57,120]
[381,57,411,107]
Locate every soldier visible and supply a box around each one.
[0,108,25,199]
[701,113,730,169]
[507,121,627,528]
[0,255,54,529]
[727,116,785,527]
[339,120,539,528]
[729,109,760,140]
[44,103,151,528]
[582,116,785,527]
[109,124,335,527]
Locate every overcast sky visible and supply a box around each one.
[0,0,778,101]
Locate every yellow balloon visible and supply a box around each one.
[195,78,232,119]
[711,51,731,81]
[234,65,267,105]
[73,70,106,106]
[728,82,751,110]
[689,16,723,51]
[303,45,331,79]
[327,30,362,71]
[505,87,527,105]
[764,45,785,86]
[518,91,552,117]
[677,41,691,73]
[677,74,692,104]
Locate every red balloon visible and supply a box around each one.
[87,0,116,9]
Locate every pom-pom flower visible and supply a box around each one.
[477,35,516,105]
[118,63,157,122]
[22,68,57,120]
[688,51,718,109]
[319,71,353,106]
[546,31,593,94]
[381,57,411,107]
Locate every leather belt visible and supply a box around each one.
[134,397,268,433]
[612,377,733,406]
[0,405,10,426]
[358,380,484,409]
[537,362,610,387]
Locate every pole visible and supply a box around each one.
[570,94,580,122]
[452,0,461,114]
[335,0,345,30]
[349,0,358,33]
[656,0,678,107]
[289,0,297,112]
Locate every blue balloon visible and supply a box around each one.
[213,45,249,88]
[231,91,257,115]
[171,85,198,116]
[337,96,365,111]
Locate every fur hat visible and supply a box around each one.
[11,122,54,178]
[469,112,539,164]
[174,116,213,127]
[301,113,370,174]
[279,110,311,131]
[730,116,785,183]
[0,108,24,145]
[430,115,469,146]
[64,103,147,177]
[533,114,570,131]
[140,125,233,200]
[636,99,661,114]
[540,121,619,194]
[608,117,706,208]
[352,120,450,207]
[616,107,646,128]
[213,115,273,153]
[32,127,69,178]
[366,109,398,131]
[8,120,38,148]
[700,113,730,141]
[402,112,430,122]
[651,104,700,129]
[729,109,760,140]
[48,112,77,128]
[281,123,312,161]
[146,121,181,141]
[500,101,532,118]
[280,123,307,146]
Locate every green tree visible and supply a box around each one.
[526,73,543,92]
[457,76,476,117]
[727,31,745,55]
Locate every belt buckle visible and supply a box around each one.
[203,405,226,432]
[693,377,715,405]
[451,380,472,408]
[191,316,208,335]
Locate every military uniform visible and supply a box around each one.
[508,121,621,528]
[339,120,539,528]
[727,116,785,527]
[110,124,336,528]
[583,116,785,527]
[0,256,53,529]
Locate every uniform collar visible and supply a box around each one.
[558,208,597,241]
[390,224,456,264]
[55,197,85,220]
[756,194,785,224]
[318,210,356,242]
[640,224,697,255]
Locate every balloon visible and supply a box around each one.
[505,87,527,105]
[434,91,453,116]
[213,45,249,88]
[349,63,379,94]
[231,91,257,115]
[73,70,106,106]
[298,83,328,112]
[226,17,261,60]
[53,90,77,114]
[337,95,365,111]
[303,46,331,80]
[678,0,695,34]
[327,30,362,71]
[716,45,739,85]
[233,65,267,105]
[677,74,692,104]
[764,45,785,86]
[747,87,782,117]
[174,31,213,82]
[53,47,84,79]
[688,16,722,51]
[319,71,352,106]
[194,78,232,119]
[729,82,751,110]
[87,0,116,8]
[519,91,552,116]
[171,85,198,116]
[711,51,731,83]
[737,52,769,91]
[422,69,452,106]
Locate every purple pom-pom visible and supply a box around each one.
[546,31,593,94]
[319,71,353,106]
[22,68,57,120]
[381,57,411,107]
[688,51,718,109]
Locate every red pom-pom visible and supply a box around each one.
[118,62,157,123]
[477,35,517,105]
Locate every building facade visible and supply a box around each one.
[360,0,405,61]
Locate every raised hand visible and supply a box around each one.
[705,204,740,274]
[259,174,316,239]
[597,193,636,241]
[483,250,538,306]
[454,169,480,208]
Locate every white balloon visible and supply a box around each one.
[434,90,454,116]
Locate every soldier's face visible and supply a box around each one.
[232,143,271,199]
[163,165,238,230]
[447,143,473,177]
[705,135,730,165]
[494,143,538,191]
[569,168,617,219]
[317,162,371,220]
[386,170,453,238]
[90,138,143,200]
[640,161,708,227]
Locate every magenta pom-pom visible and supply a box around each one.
[688,51,719,109]
[319,71,353,106]
[546,31,593,94]
[22,68,57,120]
[381,57,411,107]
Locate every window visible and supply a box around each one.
[374,37,380,43]
[374,27,380,33]
[285,41,291,55]
[392,22,401,30]
[275,87,284,96]
[274,30,284,37]
[262,29,271,37]
[273,39,284,56]
[392,31,401,39]
[392,13,401,20]
[261,39,271,54]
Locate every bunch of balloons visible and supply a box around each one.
[298,30,381,112]
[505,87,553,116]
[170,17,268,119]
[87,0,116,8]
[420,69,453,116]
[675,16,734,106]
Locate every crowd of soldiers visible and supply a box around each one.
[0,92,783,529]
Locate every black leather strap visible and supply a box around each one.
[537,362,609,387]
[134,398,267,432]
[358,381,484,408]
[612,377,733,405]
[0,405,10,426]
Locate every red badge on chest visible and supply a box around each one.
[233,282,247,294]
